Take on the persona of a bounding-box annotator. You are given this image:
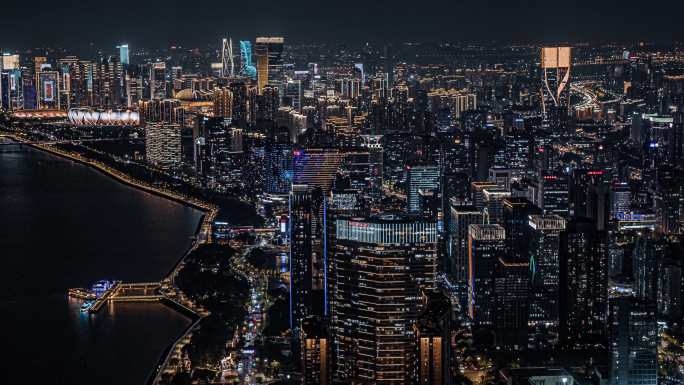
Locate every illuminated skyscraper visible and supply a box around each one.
[254,41,268,94]
[239,40,257,79]
[332,214,437,384]
[407,164,441,214]
[149,62,166,100]
[609,298,657,385]
[447,203,484,305]
[527,214,566,346]
[414,292,452,385]
[117,44,129,66]
[301,316,331,385]
[467,224,505,325]
[255,36,284,93]
[289,184,325,336]
[221,38,234,77]
[540,47,571,129]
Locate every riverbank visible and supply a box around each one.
[1,133,217,384]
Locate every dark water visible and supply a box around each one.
[0,141,203,384]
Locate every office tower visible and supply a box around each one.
[263,132,292,194]
[239,40,257,79]
[632,236,659,302]
[221,38,234,77]
[494,257,529,350]
[502,197,541,259]
[414,292,452,385]
[259,37,284,83]
[145,123,181,168]
[470,181,498,209]
[611,182,631,219]
[138,99,184,124]
[339,148,383,208]
[571,169,611,231]
[527,215,565,346]
[117,44,129,66]
[289,185,325,335]
[535,172,570,218]
[301,316,331,385]
[37,71,60,110]
[609,298,657,385]
[540,47,571,129]
[657,259,682,321]
[560,218,608,348]
[482,187,511,224]
[332,214,437,384]
[407,164,441,213]
[655,165,682,235]
[255,37,284,93]
[447,203,484,304]
[213,87,233,119]
[149,62,166,99]
[467,224,505,325]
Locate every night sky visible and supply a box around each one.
[2,0,683,50]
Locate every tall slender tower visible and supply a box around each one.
[221,38,234,77]
[540,47,571,129]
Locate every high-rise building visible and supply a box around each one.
[221,38,234,77]
[467,224,506,325]
[560,218,608,348]
[527,214,565,346]
[256,36,284,84]
[331,214,437,384]
[540,47,571,130]
[239,40,257,79]
[149,62,166,99]
[254,37,284,93]
[145,123,181,168]
[609,298,657,385]
[447,202,484,305]
[301,316,331,385]
[407,164,441,214]
[414,292,452,385]
[494,257,529,350]
[289,185,326,335]
[117,44,130,66]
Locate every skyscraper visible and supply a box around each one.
[254,37,284,93]
[239,40,257,80]
[331,214,437,384]
[414,292,452,385]
[301,316,331,385]
[407,164,441,214]
[289,184,326,336]
[149,62,166,100]
[527,214,565,346]
[609,298,657,385]
[447,202,484,306]
[494,257,529,350]
[467,224,506,325]
[560,218,608,348]
[540,47,571,130]
[221,38,234,77]
[117,44,129,66]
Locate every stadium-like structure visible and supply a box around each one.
[67,108,140,126]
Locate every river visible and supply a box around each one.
[0,139,204,384]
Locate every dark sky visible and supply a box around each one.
[2,0,683,50]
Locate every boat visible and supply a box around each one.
[80,301,95,313]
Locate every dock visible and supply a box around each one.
[89,281,120,313]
